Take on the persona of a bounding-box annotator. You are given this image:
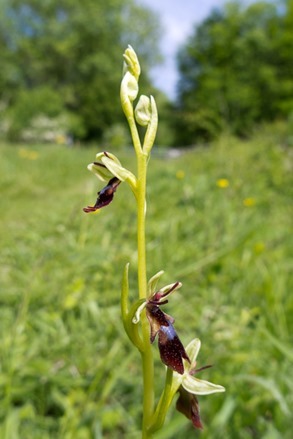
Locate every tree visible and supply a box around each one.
[0,0,162,141]
[175,0,293,144]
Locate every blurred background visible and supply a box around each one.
[0,0,292,438]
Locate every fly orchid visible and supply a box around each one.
[133,272,190,374]
[83,151,137,213]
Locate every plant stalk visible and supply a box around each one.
[137,151,154,437]
[148,367,174,434]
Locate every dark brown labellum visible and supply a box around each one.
[83,177,121,213]
[146,303,190,374]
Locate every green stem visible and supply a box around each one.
[123,91,157,437]
[136,150,154,438]
[127,115,142,156]
[148,367,174,434]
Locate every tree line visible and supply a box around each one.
[175,0,293,143]
[0,0,292,145]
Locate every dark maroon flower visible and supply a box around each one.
[145,283,190,374]
[83,177,121,213]
[176,387,203,430]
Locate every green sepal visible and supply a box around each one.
[87,151,122,182]
[101,156,137,194]
[147,270,164,296]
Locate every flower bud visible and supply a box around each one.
[123,45,141,81]
[135,95,151,126]
[101,155,137,192]
[120,71,139,117]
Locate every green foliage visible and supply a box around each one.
[151,92,176,147]
[0,132,292,437]
[5,86,63,140]
[102,123,131,150]
[176,0,293,143]
[0,0,161,142]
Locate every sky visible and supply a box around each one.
[137,0,257,100]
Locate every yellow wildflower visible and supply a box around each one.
[254,242,265,254]
[243,197,256,207]
[18,148,39,160]
[55,134,66,144]
[176,170,185,180]
[216,178,229,188]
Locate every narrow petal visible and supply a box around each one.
[150,282,182,304]
[132,300,147,324]
[157,282,182,300]
[183,374,225,395]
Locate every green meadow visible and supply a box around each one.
[0,134,292,438]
